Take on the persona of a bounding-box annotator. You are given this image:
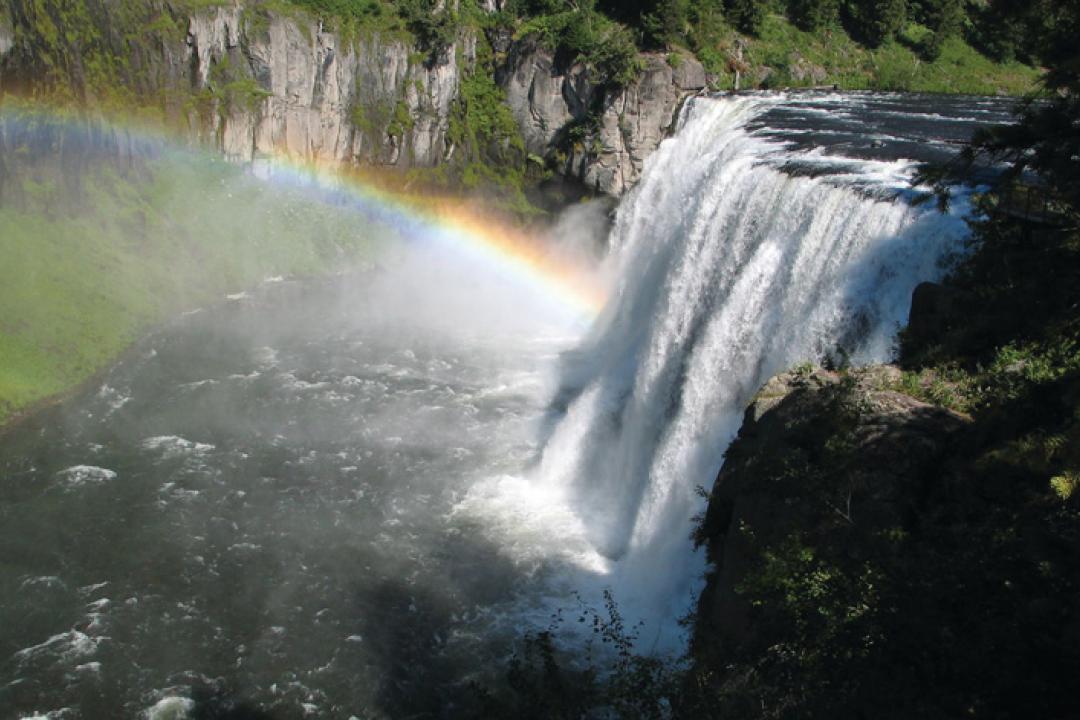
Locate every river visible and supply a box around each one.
[0,91,1014,719]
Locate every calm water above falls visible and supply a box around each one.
[0,92,1013,719]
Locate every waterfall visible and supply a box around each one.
[538,94,971,641]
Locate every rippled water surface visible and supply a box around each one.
[0,272,596,718]
[0,91,1017,720]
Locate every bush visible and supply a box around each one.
[787,0,840,31]
[842,0,907,46]
[398,0,459,64]
[517,7,642,89]
[466,590,678,720]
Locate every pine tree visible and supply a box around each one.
[917,0,964,59]
[725,0,766,35]
[842,0,907,46]
[788,0,840,31]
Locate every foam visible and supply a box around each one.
[141,436,216,457]
[144,696,195,720]
[56,466,117,489]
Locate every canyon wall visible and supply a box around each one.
[0,1,706,196]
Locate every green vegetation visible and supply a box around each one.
[387,97,415,139]
[201,54,273,119]
[728,13,1038,93]
[509,4,643,90]
[387,15,543,217]
[492,0,1039,93]
[1,0,1045,111]
[0,115,384,426]
[443,29,537,215]
[439,590,681,720]
[683,365,1079,717]
[272,0,460,62]
[678,4,1080,715]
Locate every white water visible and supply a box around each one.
[1,94,991,716]
[535,95,971,647]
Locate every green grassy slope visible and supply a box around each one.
[698,13,1040,94]
[0,142,384,426]
[0,0,1045,425]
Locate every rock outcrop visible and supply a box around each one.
[501,44,707,195]
[1,0,707,196]
[499,38,594,156]
[692,365,970,661]
[192,6,708,194]
[0,20,12,59]
[568,54,706,195]
[184,4,468,168]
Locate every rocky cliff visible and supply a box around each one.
[499,40,705,195]
[0,19,11,60]
[685,365,975,714]
[691,365,969,656]
[687,351,1080,715]
[0,1,705,197]
[183,4,470,168]
[0,13,13,91]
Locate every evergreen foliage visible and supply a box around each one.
[911,0,963,59]
[724,0,767,35]
[674,2,1080,714]
[508,1,643,89]
[787,0,839,32]
[841,0,907,47]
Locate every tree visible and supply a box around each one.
[725,0,767,35]
[965,0,1080,66]
[787,0,840,31]
[398,0,458,65]
[913,0,964,59]
[842,0,907,46]
[639,0,691,48]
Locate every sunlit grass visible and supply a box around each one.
[720,13,1040,95]
[0,152,383,425]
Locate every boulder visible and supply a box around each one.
[906,281,965,347]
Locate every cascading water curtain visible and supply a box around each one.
[538,95,972,648]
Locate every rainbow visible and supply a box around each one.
[250,156,609,321]
[0,100,608,323]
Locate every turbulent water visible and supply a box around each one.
[537,92,1012,645]
[0,92,1013,719]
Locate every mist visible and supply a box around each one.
[0,110,627,718]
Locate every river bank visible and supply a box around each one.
[0,120,387,428]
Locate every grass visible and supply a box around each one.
[0,145,386,426]
[702,13,1040,95]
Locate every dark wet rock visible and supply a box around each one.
[906,281,966,346]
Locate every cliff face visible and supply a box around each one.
[691,366,969,664]
[0,1,704,196]
[0,16,12,88]
[688,356,1080,716]
[0,22,11,59]
[501,42,706,195]
[179,5,467,168]
[684,365,976,716]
